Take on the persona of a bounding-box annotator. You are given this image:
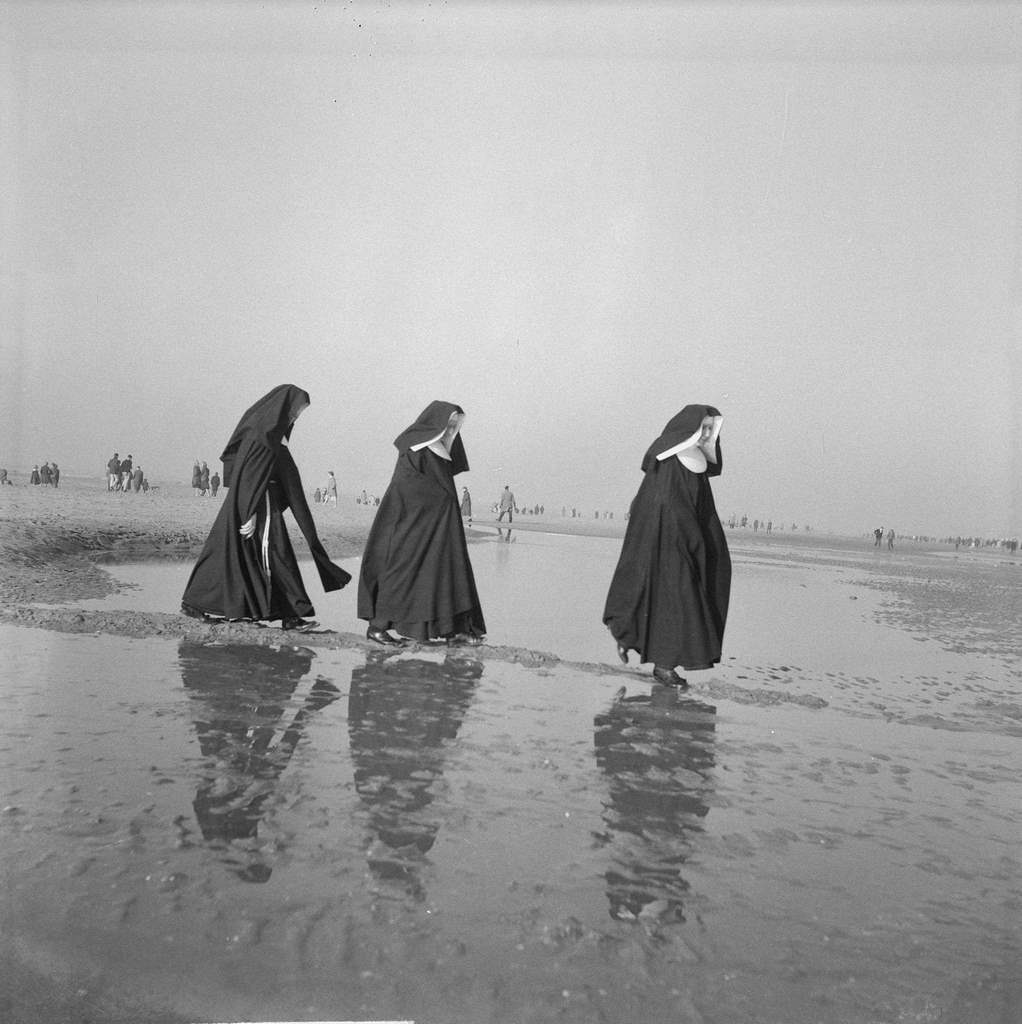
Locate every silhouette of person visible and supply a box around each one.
[323,470,338,504]
[182,385,350,631]
[358,400,485,646]
[497,485,516,523]
[347,650,482,900]
[593,686,717,924]
[604,405,731,688]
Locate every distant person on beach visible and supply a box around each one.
[181,384,351,632]
[497,485,516,523]
[191,460,202,495]
[199,461,210,496]
[603,404,731,688]
[51,462,59,488]
[460,486,472,524]
[0,469,10,485]
[107,453,121,491]
[210,470,220,497]
[874,527,883,547]
[323,471,338,504]
[132,466,143,492]
[30,465,40,485]
[39,463,52,485]
[358,400,486,647]
[887,529,895,550]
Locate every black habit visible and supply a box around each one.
[357,400,486,641]
[603,404,731,671]
[182,384,350,622]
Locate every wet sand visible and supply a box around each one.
[1,481,1020,1024]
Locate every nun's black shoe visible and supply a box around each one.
[181,602,208,621]
[652,666,688,688]
[283,617,319,633]
[367,627,406,646]
[616,644,629,665]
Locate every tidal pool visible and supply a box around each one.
[2,531,1019,1023]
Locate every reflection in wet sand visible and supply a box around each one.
[179,641,341,882]
[348,650,482,900]
[594,685,716,924]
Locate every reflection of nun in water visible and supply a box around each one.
[347,651,482,899]
[179,641,340,883]
[593,688,716,923]
[182,384,350,631]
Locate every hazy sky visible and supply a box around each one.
[3,2,1020,537]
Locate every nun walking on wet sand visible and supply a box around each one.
[181,384,351,632]
[603,404,731,688]
[358,400,486,647]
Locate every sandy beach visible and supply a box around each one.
[1,480,1019,1024]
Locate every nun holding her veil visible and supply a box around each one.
[358,400,486,647]
[603,404,731,688]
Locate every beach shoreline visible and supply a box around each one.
[4,479,1009,655]
[3,476,980,609]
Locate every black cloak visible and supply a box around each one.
[182,384,350,621]
[603,404,731,671]
[357,400,486,640]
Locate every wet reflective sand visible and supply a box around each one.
[1,531,1019,1023]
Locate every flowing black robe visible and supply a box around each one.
[357,400,486,640]
[182,384,350,621]
[603,404,731,670]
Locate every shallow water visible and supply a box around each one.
[2,530,1020,1023]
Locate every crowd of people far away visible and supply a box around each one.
[7,463,61,487]
[191,460,221,497]
[107,452,149,493]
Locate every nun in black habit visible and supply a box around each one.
[181,384,350,631]
[603,404,731,687]
[357,401,486,646]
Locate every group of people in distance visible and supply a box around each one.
[313,471,338,504]
[106,453,147,492]
[28,462,60,486]
[181,384,730,688]
[191,460,221,497]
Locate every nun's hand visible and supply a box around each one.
[239,515,256,538]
